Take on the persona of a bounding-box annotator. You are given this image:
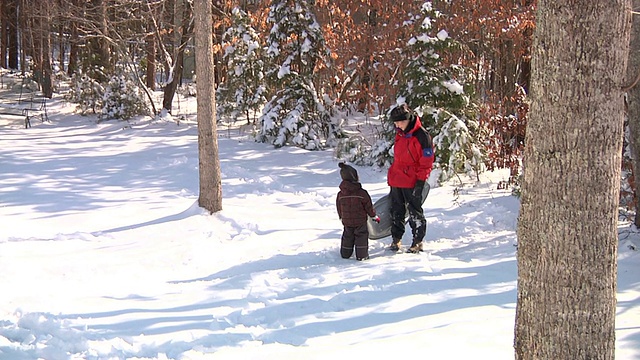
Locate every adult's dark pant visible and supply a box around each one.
[340,224,369,259]
[389,185,428,244]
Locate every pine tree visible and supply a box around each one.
[257,0,332,150]
[101,73,148,121]
[396,1,484,181]
[216,7,266,125]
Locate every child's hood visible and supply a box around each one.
[339,179,362,193]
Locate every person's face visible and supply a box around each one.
[393,119,410,131]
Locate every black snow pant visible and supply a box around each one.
[389,185,428,244]
[340,223,369,259]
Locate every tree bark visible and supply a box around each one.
[162,0,193,112]
[194,0,222,213]
[626,0,640,227]
[87,0,111,81]
[1,0,7,69]
[67,21,79,76]
[515,1,631,359]
[6,0,19,70]
[40,0,53,98]
[145,28,157,90]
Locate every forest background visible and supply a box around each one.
[0,0,581,206]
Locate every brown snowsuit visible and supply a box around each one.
[336,163,376,260]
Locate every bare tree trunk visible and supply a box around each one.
[626,0,640,227]
[67,0,79,76]
[161,48,185,112]
[6,0,19,70]
[194,0,222,213]
[145,28,156,90]
[34,0,53,98]
[162,0,193,112]
[515,1,631,359]
[18,0,27,74]
[41,14,53,97]
[23,4,36,75]
[88,0,111,81]
[1,0,7,69]
[58,0,65,73]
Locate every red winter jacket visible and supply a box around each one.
[387,116,434,189]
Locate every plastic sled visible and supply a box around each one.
[367,183,430,240]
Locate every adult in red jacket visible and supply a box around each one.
[387,104,434,253]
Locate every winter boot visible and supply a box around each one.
[407,242,423,253]
[388,238,401,251]
[357,256,370,261]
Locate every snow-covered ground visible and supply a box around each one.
[0,92,639,359]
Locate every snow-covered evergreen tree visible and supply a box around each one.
[217,7,266,125]
[101,74,148,121]
[257,0,333,150]
[334,117,395,168]
[348,2,481,180]
[398,1,484,181]
[430,107,484,180]
[335,2,483,176]
[66,69,105,116]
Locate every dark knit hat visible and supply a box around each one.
[389,104,414,122]
[339,162,359,182]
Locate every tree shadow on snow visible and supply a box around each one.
[58,246,517,357]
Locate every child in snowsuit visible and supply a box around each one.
[336,162,379,260]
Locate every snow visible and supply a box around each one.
[442,79,464,95]
[436,29,449,41]
[1,94,639,360]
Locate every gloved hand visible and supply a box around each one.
[373,215,381,223]
[412,180,425,199]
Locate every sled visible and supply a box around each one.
[367,183,430,240]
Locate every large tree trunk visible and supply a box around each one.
[626,0,640,228]
[194,0,222,213]
[515,1,631,359]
